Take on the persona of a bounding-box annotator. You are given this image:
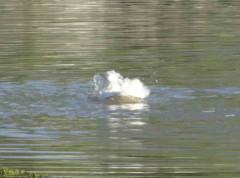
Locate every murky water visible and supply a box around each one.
[1,0,240,177]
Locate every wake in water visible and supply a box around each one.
[92,70,150,104]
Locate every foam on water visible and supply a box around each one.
[93,70,150,101]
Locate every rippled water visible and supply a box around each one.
[1,0,240,177]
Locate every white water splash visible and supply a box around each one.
[93,70,150,101]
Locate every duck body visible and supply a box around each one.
[104,94,144,105]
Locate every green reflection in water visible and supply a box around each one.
[0,0,240,177]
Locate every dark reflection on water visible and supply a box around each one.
[1,0,240,177]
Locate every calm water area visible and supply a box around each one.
[1,0,240,177]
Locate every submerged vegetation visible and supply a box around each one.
[0,167,49,178]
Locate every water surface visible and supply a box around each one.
[1,0,240,177]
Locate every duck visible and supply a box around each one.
[93,70,150,104]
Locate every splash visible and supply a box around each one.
[93,70,150,103]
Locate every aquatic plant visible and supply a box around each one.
[0,167,48,178]
[0,167,25,176]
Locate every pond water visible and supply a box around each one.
[1,0,240,177]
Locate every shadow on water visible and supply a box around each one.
[1,0,240,177]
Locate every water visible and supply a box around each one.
[0,0,240,177]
